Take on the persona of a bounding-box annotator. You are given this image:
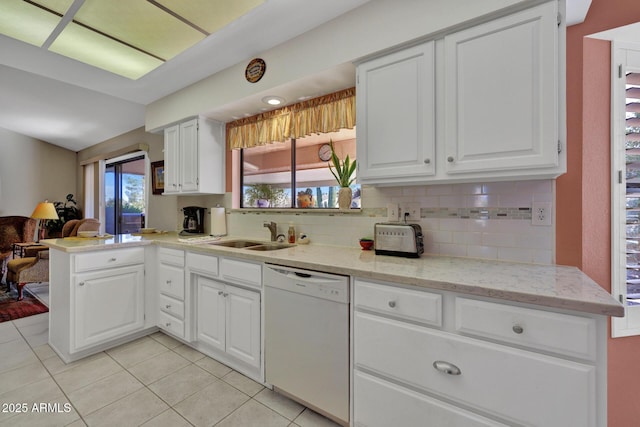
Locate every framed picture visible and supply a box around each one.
[151,161,164,195]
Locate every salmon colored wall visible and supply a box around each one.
[559,1,640,425]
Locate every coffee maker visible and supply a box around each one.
[181,206,205,235]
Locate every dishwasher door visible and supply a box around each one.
[264,265,349,425]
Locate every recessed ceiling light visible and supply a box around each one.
[262,96,285,106]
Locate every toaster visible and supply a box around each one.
[374,223,424,258]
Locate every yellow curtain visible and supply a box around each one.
[227,87,355,149]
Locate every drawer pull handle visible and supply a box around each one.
[79,281,85,286]
[166,280,172,284]
[165,322,171,327]
[165,304,171,309]
[109,258,116,262]
[218,291,224,296]
[433,360,461,376]
[388,301,396,308]
[512,325,524,334]
[223,292,229,297]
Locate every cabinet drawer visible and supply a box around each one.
[354,312,596,427]
[220,258,262,289]
[158,264,185,300]
[354,371,508,427]
[455,298,597,360]
[159,293,184,319]
[158,311,184,338]
[355,279,442,326]
[73,247,144,273]
[187,251,218,277]
[159,247,184,267]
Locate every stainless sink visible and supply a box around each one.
[208,240,264,248]
[246,243,296,251]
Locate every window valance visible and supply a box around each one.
[227,87,355,149]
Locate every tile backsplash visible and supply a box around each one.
[181,179,555,265]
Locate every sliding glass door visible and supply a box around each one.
[104,154,146,235]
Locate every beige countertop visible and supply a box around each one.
[41,233,624,318]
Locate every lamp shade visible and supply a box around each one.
[31,202,59,220]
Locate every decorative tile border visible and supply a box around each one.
[360,207,533,220]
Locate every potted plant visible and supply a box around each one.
[328,140,356,210]
[297,188,314,208]
[244,183,285,208]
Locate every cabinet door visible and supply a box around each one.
[163,124,180,193]
[444,2,558,174]
[74,265,145,350]
[225,285,261,369]
[357,42,435,183]
[180,118,199,192]
[196,276,226,352]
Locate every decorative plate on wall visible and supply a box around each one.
[245,58,266,83]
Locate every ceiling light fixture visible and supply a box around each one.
[262,96,285,106]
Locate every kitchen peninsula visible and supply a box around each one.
[42,232,622,427]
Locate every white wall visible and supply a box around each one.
[146,0,534,130]
[0,127,77,216]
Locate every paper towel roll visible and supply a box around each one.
[210,207,227,236]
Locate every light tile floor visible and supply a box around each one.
[0,313,341,427]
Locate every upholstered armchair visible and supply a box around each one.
[0,216,37,279]
[6,249,49,301]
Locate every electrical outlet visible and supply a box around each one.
[387,203,400,222]
[531,202,552,226]
[401,203,421,221]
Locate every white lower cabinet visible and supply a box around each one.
[353,279,604,427]
[49,247,148,362]
[74,265,145,350]
[188,254,263,381]
[157,248,188,339]
[196,276,261,369]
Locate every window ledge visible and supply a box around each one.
[232,208,362,215]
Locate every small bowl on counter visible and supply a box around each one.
[78,230,99,238]
[359,238,374,250]
[140,228,156,234]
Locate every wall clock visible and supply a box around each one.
[318,143,332,161]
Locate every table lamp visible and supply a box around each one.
[31,201,59,242]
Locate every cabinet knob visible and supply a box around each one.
[223,292,229,297]
[388,301,396,308]
[424,158,431,164]
[512,325,524,334]
[109,258,116,262]
[433,360,462,376]
[218,291,224,296]
[172,184,177,187]
[165,322,171,327]
[165,304,171,309]
[78,281,85,286]
[447,156,455,163]
[166,280,172,285]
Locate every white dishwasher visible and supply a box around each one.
[264,264,349,426]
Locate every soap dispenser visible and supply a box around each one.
[288,223,296,243]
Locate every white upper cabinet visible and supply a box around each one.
[357,42,436,184]
[356,1,565,185]
[163,117,225,194]
[444,1,561,176]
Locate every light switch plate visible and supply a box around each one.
[387,203,399,222]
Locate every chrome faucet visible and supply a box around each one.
[264,221,277,241]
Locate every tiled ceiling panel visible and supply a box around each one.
[155,0,264,34]
[0,0,265,80]
[0,0,63,47]
[49,21,164,80]
[72,0,206,60]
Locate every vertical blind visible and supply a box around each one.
[226,87,355,149]
[625,72,640,305]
